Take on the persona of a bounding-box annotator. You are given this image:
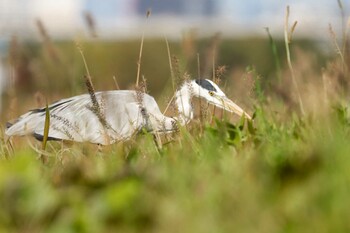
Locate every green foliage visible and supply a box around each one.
[265,27,282,82]
[2,106,350,232]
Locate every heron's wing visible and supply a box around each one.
[33,94,97,143]
[6,91,152,144]
[6,90,176,144]
[6,94,92,142]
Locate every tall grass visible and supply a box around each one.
[2,4,350,232]
[284,6,304,116]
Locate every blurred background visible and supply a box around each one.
[2,2,350,233]
[0,0,348,119]
[0,0,343,39]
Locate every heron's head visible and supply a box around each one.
[192,79,251,120]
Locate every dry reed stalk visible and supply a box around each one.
[84,11,97,38]
[162,95,175,115]
[182,30,196,62]
[212,52,215,80]
[210,66,226,123]
[171,55,182,88]
[135,79,147,108]
[162,49,184,116]
[8,35,18,96]
[136,34,144,87]
[284,6,305,115]
[112,76,120,90]
[77,44,112,144]
[136,9,151,87]
[214,66,226,85]
[329,24,347,74]
[77,43,92,79]
[164,36,175,91]
[36,19,60,62]
[202,33,221,78]
[78,43,101,115]
[337,0,347,55]
[321,68,329,106]
[194,53,202,121]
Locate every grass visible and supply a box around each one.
[2,12,350,232]
[2,106,350,232]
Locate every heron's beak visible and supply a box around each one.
[215,96,252,120]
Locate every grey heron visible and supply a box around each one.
[5,79,251,145]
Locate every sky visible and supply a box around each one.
[0,0,348,39]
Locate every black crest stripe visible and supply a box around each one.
[195,79,217,92]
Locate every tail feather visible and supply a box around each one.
[5,111,45,136]
[6,122,13,129]
[33,132,60,141]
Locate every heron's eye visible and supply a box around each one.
[209,91,214,96]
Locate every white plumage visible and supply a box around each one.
[6,79,251,145]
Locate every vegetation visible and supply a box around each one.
[1,5,350,233]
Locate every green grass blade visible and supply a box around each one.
[264,27,281,82]
[42,101,50,151]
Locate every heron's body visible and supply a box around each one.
[6,79,251,145]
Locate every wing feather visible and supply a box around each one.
[5,90,175,145]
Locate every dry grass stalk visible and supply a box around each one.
[288,21,298,43]
[284,6,305,115]
[84,74,99,115]
[78,43,102,115]
[146,8,151,18]
[136,79,147,108]
[8,35,34,92]
[78,43,102,119]
[329,24,347,74]
[209,65,226,124]
[182,30,197,63]
[162,95,175,115]
[84,75,112,133]
[164,36,175,91]
[36,19,60,62]
[9,35,18,68]
[183,72,191,84]
[84,11,98,38]
[112,76,120,90]
[162,61,187,116]
[8,35,18,96]
[202,33,221,78]
[136,8,151,87]
[34,92,45,107]
[321,68,329,106]
[84,74,112,145]
[136,34,144,87]
[78,45,112,143]
[214,65,226,84]
[337,0,347,54]
[171,55,182,88]
[77,43,92,78]
[197,53,200,78]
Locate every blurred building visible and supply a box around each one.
[136,0,216,16]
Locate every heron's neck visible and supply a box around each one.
[175,82,193,125]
